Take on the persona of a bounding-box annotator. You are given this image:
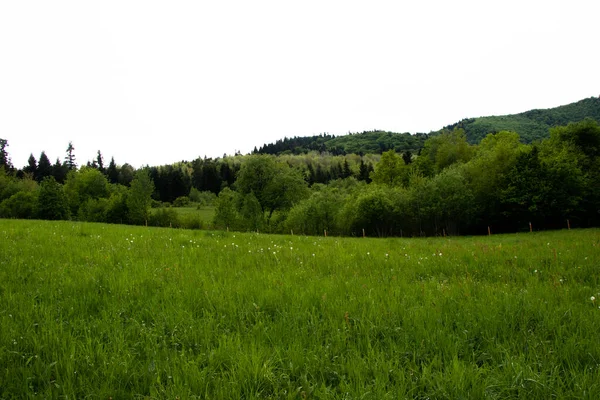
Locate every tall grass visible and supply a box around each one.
[1,219,599,398]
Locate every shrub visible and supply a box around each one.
[173,196,190,207]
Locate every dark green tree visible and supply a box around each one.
[118,163,135,186]
[341,159,352,179]
[65,141,77,170]
[0,138,12,171]
[96,150,105,173]
[37,151,53,182]
[52,157,68,184]
[24,154,37,178]
[106,157,119,184]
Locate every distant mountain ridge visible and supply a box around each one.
[255,96,600,155]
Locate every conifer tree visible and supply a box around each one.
[37,151,52,182]
[65,141,77,170]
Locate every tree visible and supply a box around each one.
[0,191,37,219]
[37,176,70,220]
[118,163,135,186]
[37,151,53,182]
[0,138,12,171]
[371,150,406,186]
[52,157,68,184]
[415,129,474,175]
[64,167,110,217]
[24,154,37,178]
[126,169,155,225]
[235,155,309,224]
[65,141,77,170]
[106,157,119,184]
[213,187,240,229]
[285,187,343,236]
[96,150,105,173]
[341,158,352,179]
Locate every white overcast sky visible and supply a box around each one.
[1,1,598,169]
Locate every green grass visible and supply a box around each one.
[1,219,600,398]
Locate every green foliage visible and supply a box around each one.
[444,96,600,144]
[37,151,53,182]
[350,187,398,237]
[256,130,428,155]
[415,129,474,175]
[149,206,181,228]
[0,138,11,170]
[36,176,69,220]
[370,150,407,186]
[64,168,110,217]
[173,196,190,207]
[126,169,155,225]
[285,187,345,236]
[65,141,77,170]
[105,187,129,224]
[188,187,216,206]
[235,155,309,224]
[0,190,38,219]
[78,198,109,223]
[213,187,240,229]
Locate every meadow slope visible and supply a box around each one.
[1,220,599,398]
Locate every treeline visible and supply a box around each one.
[255,130,428,156]
[214,119,600,236]
[2,118,600,237]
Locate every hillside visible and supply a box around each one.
[255,130,429,156]
[256,96,600,155]
[444,96,600,144]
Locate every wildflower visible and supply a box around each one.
[591,296,596,302]
[439,252,442,256]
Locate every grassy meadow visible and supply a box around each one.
[1,219,599,398]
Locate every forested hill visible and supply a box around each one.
[444,96,600,144]
[256,96,600,155]
[254,131,429,156]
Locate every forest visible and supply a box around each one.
[1,97,599,237]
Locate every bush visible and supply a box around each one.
[189,188,217,206]
[149,207,180,228]
[179,214,204,230]
[0,191,37,219]
[173,196,190,207]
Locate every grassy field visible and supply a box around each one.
[1,219,599,399]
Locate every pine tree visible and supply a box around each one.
[107,157,119,184]
[37,151,53,182]
[52,157,68,184]
[342,159,352,179]
[96,150,105,173]
[65,141,77,170]
[24,154,38,178]
[0,138,12,171]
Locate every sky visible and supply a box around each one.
[1,0,598,169]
